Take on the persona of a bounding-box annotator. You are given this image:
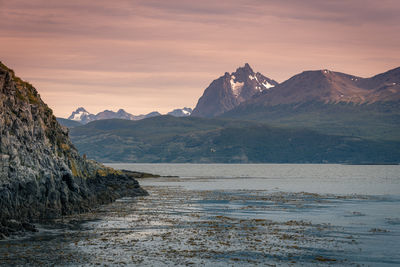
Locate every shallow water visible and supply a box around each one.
[1,164,399,266]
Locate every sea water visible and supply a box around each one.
[1,164,399,266]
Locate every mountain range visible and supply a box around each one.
[192,64,399,117]
[62,64,399,139]
[218,65,400,140]
[251,68,400,106]
[61,63,399,163]
[63,107,193,125]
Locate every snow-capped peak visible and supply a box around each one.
[68,107,92,121]
[227,65,278,97]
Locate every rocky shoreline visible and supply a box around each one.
[0,169,148,239]
[0,61,149,239]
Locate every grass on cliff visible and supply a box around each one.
[1,61,43,105]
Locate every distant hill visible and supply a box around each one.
[131,111,161,121]
[95,109,137,121]
[56,117,82,128]
[191,63,278,117]
[219,67,400,141]
[69,116,400,164]
[221,101,400,141]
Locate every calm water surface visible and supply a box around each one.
[110,163,400,195]
[1,164,399,266]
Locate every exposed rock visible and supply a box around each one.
[191,63,278,117]
[0,61,148,238]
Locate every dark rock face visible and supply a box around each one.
[0,62,147,238]
[191,63,278,117]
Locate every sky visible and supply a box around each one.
[1,0,399,117]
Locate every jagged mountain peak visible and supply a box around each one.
[191,64,278,117]
[68,107,93,122]
[234,63,254,74]
[75,107,88,112]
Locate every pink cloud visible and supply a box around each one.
[1,0,399,117]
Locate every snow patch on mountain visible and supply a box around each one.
[249,74,257,81]
[68,107,93,122]
[72,111,87,121]
[230,77,244,97]
[167,107,193,117]
[262,81,275,89]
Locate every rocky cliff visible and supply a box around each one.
[0,62,147,238]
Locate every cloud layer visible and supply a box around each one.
[1,0,399,116]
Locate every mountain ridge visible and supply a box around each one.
[210,66,400,141]
[248,67,400,107]
[66,107,192,125]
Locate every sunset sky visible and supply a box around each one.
[1,0,399,117]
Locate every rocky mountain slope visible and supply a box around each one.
[0,62,147,238]
[250,67,400,106]
[221,67,400,140]
[191,63,278,117]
